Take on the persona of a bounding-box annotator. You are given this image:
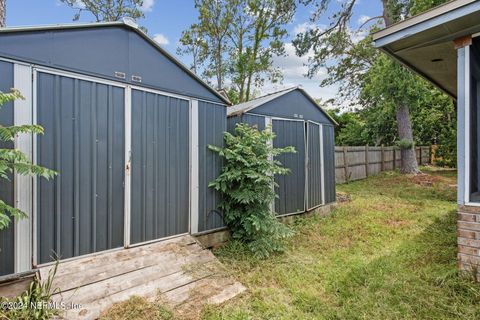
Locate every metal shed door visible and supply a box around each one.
[272,119,306,215]
[307,121,323,210]
[36,71,125,264]
[130,89,189,244]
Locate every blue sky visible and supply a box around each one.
[6,0,382,101]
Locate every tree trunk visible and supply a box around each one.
[0,0,5,28]
[396,103,420,174]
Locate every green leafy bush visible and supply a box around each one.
[0,90,56,230]
[209,124,295,258]
[0,261,60,320]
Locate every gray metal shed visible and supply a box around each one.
[227,87,337,216]
[0,21,229,277]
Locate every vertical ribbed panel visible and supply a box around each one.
[241,114,266,131]
[36,72,125,264]
[198,101,226,232]
[0,61,15,275]
[130,90,189,243]
[323,125,336,204]
[272,119,306,215]
[307,122,322,209]
[227,114,266,133]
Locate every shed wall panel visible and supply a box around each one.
[227,114,265,133]
[198,102,226,232]
[307,122,322,209]
[272,119,306,215]
[0,27,223,103]
[323,125,336,204]
[130,90,189,243]
[249,90,333,124]
[36,72,125,264]
[0,61,15,275]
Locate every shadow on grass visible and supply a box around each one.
[326,209,480,320]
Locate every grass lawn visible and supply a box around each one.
[202,167,480,319]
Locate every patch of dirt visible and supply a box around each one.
[383,218,410,228]
[336,192,352,203]
[410,173,442,187]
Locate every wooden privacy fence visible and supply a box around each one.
[335,146,431,184]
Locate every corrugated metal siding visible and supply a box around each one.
[272,119,306,215]
[307,122,322,209]
[227,113,265,133]
[130,90,189,243]
[0,27,223,103]
[241,114,266,131]
[249,90,334,124]
[0,61,15,276]
[227,115,239,133]
[323,125,336,203]
[198,101,226,232]
[36,72,125,264]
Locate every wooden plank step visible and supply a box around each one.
[48,244,204,292]
[54,250,215,305]
[40,235,196,279]
[66,270,213,320]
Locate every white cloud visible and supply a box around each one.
[139,0,155,12]
[153,33,169,45]
[292,22,325,35]
[262,43,338,101]
[357,15,370,25]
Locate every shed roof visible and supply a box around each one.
[0,20,231,105]
[373,0,480,98]
[227,87,337,125]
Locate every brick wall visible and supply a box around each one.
[458,205,480,276]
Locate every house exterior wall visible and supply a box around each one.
[0,61,15,276]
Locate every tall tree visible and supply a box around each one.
[293,0,449,174]
[192,0,234,90]
[178,0,296,101]
[177,24,207,75]
[60,0,145,22]
[230,0,296,102]
[0,0,5,28]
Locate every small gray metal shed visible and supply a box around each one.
[227,87,337,216]
[0,20,229,277]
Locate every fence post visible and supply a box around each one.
[381,144,385,172]
[393,147,396,170]
[419,146,422,165]
[365,145,369,177]
[343,146,349,183]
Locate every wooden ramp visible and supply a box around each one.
[39,235,245,319]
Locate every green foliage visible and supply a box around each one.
[293,0,455,172]
[205,169,480,319]
[0,261,60,320]
[0,90,56,230]
[396,138,414,150]
[208,124,294,258]
[59,0,145,22]
[178,0,296,102]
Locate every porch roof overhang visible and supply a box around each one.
[373,0,480,99]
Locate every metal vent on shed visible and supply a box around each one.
[114,72,126,79]
[132,75,142,83]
